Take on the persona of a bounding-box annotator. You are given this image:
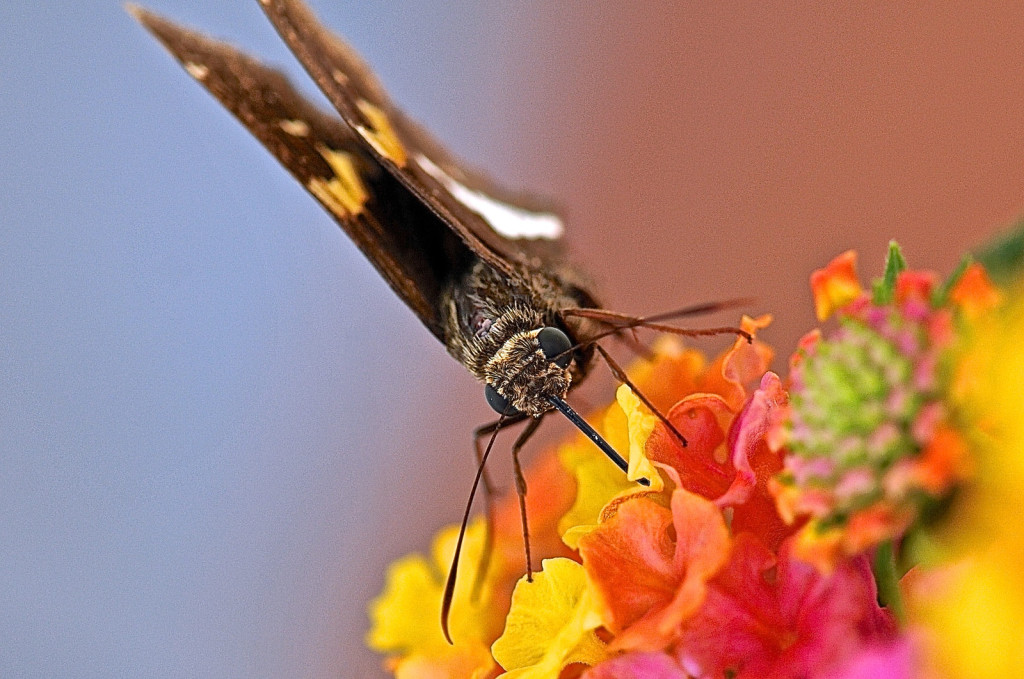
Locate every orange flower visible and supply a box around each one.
[948,262,1000,318]
[363,234,1024,679]
[578,482,730,652]
[810,250,862,321]
[558,317,773,547]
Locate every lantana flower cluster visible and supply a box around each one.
[366,239,1017,678]
[771,247,980,569]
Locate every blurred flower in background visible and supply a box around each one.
[366,225,1023,678]
[908,235,1024,678]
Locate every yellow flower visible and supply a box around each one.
[366,520,498,678]
[557,389,644,550]
[617,385,666,492]
[915,282,1024,676]
[490,558,607,678]
[367,315,774,677]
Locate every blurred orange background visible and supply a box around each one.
[519,4,1024,355]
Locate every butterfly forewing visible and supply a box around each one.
[257,0,567,275]
[131,6,478,340]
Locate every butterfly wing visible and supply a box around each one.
[130,6,474,341]
[257,0,568,276]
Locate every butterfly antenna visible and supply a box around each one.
[561,297,755,326]
[546,395,650,487]
[559,300,755,351]
[441,411,506,644]
[631,297,756,324]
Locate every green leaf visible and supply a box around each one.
[975,217,1024,286]
[872,241,907,305]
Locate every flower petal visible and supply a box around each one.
[578,497,675,633]
[811,250,862,321]
[700,314,774,411]
[724,373,794,551]
[677,536,897,679]
[558,340,708,547]
[583,651,688,679]
[617,384,666,491]
[949,261,1000,317]
[718,372,787,508]
[580,487,730,652]
[822,638,917,679]
[894,269,937,307]
[491,558,607,678]
[644,395,734,500]
[558,403,643,549]
[366,520,499,677]
[366,552,448,654]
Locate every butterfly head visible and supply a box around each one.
[483,326,574,417]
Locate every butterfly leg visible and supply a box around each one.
[510,415,544,582]
[469,412,529,599]
[473,411,531,497]
[593,343,688,448]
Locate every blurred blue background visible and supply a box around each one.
[2,2,532,677]
[4,2,1024,677]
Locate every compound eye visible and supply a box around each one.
[485,384,520,416]
[537,327,573,369]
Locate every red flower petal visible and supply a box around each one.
[724,373,795,552]
[645,395,734,500]
[894,270,938,306]
[645,374,795,553]
[677,535,896,679]
[583,651,688,679]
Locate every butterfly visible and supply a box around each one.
[129,0,749,641]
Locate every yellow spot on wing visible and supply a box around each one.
[307,147,369,217]
[355,100,407,166]
[184,62,209,80]
[278,119,310,137]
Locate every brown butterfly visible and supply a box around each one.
[129,0,749,641]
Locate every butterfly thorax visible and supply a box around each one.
[442,260,593,416]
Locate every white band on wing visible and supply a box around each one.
[416,154,564,240]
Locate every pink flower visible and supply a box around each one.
[677,535,897,679]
